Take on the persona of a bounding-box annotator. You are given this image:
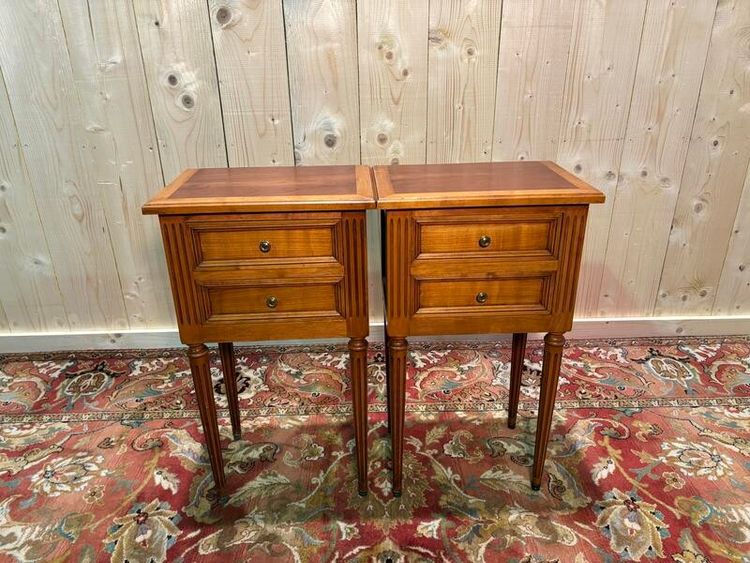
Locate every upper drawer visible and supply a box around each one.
[415,207,563,258]
[186,213,339,267]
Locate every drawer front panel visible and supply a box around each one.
[207,284,337,317]
[420,221,551,255]
[418,278,547,311]
[415,207,563,259]
[197,226,334,263]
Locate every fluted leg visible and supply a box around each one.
[188,344,226,492]
[385,331,393,433]
[508,332,527,429]
[349,337,369,496]
[532,332,565,490]
[388,337,407,497]
[219,342,242,441]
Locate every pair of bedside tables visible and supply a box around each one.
[143,161,604,498]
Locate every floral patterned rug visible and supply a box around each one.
[0,337,749,562]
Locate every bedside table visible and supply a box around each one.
[143,165,375,496]
[374,161,604,496]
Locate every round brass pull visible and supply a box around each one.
[476,291,488,304]
[266,296,278,309]
[259,240,271,253]
[478,235,492,248]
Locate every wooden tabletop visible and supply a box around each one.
[143,165,375,214]
[374,161,605,209]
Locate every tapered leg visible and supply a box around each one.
[385,331,393,433]
[508,332,527,429]
[219,342,242,441]
[388,337,407,497]
[349,338,369,496]
[531,332,565,490]
[188,344,226,492]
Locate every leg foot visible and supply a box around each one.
[508,333,527,429]
[349,337,369,496]
[188,344,226,492]
[531,332,564,489]
[219,342,242,441]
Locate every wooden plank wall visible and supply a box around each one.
[0,0,748,335]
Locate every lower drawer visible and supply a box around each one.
[206,283,338,318]
[417,277,548,312]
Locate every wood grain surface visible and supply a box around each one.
[1,0,748,335]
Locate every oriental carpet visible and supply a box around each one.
[0,337,748,562]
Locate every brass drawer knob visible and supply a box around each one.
[476,291,488,304]
[259,240,271,253]
[478,235,492,248]
[266,296,278,309]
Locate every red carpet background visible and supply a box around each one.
[0,337,748,561]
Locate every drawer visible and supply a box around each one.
[186,214,340,268]
[415,208,562,258]
[206,283,338,318]
[418,277,548,312]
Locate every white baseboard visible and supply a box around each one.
[0,316,748,353]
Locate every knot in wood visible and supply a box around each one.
[428,29,447,47]
[181,94,195,109]
[324,134,337,148]
[215,6,231,25]
[167,73,179,86]
[377,133,388,145]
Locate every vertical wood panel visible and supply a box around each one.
[656,0,750,315]
[0,0,128,329]
[557,0,648,316]
[284,0,359,165]
[2,2,750,334]
[134,0,227,181]
[209,0,294,167]
[358,0,429,165]
[492,0,575,162]
[426,0,503,164]
[597,0,715,317]
[0,67,68,331]
[59,0,175,327]
[714,167,750,314]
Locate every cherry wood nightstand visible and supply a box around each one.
[374,161,605,496]
[143,165,375,496]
